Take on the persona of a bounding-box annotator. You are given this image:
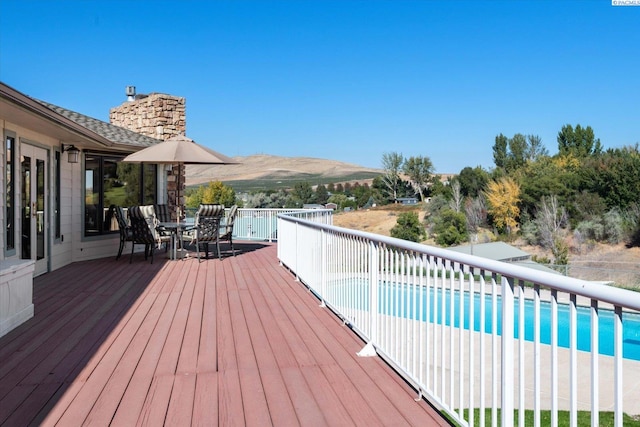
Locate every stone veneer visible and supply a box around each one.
[110,93,186,218]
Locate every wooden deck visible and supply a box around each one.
[0,243,448,426]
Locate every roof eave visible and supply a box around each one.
[1,81,114,148]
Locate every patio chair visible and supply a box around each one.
[112,205,132,260]
[219,205,238,257]
[127,205,170,264]
[191,204,225,261]
[154,203,171,222]
[153,203,172,251]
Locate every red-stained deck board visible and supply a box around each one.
[229,289,273,427]
[176,259,207,375]
[0,242,447,426]
[192,372,218,426]
[165,372,197,426]
[196,261,217,374]
[233,263,299,426]
[136,374,174,426]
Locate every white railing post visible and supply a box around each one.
[501,276,514,427]
[614,306,623,427]
[319,228,327,307]
[358,240,379,357]
[590,300,599,427]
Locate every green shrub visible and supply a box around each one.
[390,211,426,243]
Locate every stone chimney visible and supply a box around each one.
[110,90,187,217]
[109,92,186,140]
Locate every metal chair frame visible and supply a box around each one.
[219,205,238,257]
[192,204,225,261]
[127,205,169,264]
[112,205,133,260]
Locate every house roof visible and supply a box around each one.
[448,241,530,262]
[448,241,561,274]
[33,99,161,149]
[1,81,161,152]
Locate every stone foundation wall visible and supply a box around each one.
[110,93,186,218]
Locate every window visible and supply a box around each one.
[5,132,16,254]
[84,153,157,236]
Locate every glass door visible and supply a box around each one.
[21,144,48,276]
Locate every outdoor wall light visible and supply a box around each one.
[61,144,80,163]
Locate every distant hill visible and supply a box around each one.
[186,154,382,192]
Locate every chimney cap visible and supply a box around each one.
[126,86,136,101]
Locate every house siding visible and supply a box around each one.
[0,120,122,269]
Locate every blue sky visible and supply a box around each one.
[1,1,638,173]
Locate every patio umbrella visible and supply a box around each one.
[122,134,237,216]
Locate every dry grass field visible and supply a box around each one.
[187,154,381,185]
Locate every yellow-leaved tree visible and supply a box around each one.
[186,181,236,208]
[485,177,521,234]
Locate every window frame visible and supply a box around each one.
[83,152,157,237]
[4,131,16,256]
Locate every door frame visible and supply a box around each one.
[20,142,50,276]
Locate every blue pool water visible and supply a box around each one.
[332,281,640,361]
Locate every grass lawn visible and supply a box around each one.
[447,409,640,426]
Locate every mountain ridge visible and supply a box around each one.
[186,154,382,186]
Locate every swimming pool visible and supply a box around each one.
[329,281,640,361]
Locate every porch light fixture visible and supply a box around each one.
[61,144,80,163]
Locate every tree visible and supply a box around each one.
[327,194,356,211]
[525,134,549,161]
[432,209,468,246]
[289,182,315,206]
[381,152,404,201]
[557,124,602,157]
[202,181,236,206]
[390,211,426,242]
[578,145,640,209]
[493,133,508,169]
[244,190,288,208]
[493,133,549,172]
[186,180,236,208]
[465,196,487,236]
[507,133,528,170]
[351,183,374,207]
[456,166,489,198]
[485,177,521,234]
[402,155,434,202]
[518,156,579,219]
[449,181,463,213]
[315,184,329,205]
[535,195,568,251]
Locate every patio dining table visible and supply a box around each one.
[158,220,195,260]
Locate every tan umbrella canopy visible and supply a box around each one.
[122,134,236,164]
[122,134,238,215]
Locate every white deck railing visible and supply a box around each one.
[277,213,640,427]
[183,207,333,242]
[229,208,333,242]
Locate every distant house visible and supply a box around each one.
[396,197,419,205]
[325,203,338,210]
[303,204,326,210]
[447,242,560,275]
